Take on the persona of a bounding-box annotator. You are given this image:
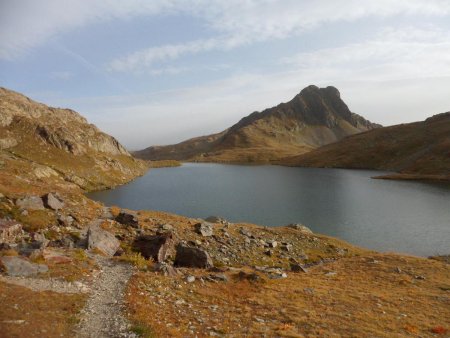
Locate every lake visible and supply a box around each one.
[87,163,450,256]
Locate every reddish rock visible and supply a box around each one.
[133,232,175,262]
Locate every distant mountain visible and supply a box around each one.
[281,112,450,181]
[134,85,380,162]
[0,87,147,190]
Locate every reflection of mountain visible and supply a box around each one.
[134,85,380,162]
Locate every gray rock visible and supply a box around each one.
[133,232,175,262]
[101,207,114,219]
[174,245,213,268]
[268,240,278,248]
[0,219,22,244]
[115,211,139,228]
[159,223,173,231]
[287,224,313,234]
[15,195,44,210]
[42,193,64,210]
[153,262,179,277]
[87,223,120,256]
[290,263,308,273]
[208,273,228,282]
[0,256,48,277]
[195,222,213,237]
[186,275,196,283]
[57,214,74,227]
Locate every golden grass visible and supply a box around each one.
[147,160,181,168]
[0,281,87,338]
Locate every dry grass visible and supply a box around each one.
[0,281,86,338]
[148,160,181,168]
[125,254,450,337]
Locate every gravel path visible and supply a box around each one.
[76,256,137,338]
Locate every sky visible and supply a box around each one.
[1,0,450,150]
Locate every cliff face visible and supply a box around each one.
[281,112,450,181]
[134,85,380,162]
[0,87,147,191]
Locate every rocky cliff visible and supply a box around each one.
[0,87,147,191]
[134,85,380,162]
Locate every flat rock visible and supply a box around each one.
[0,219,22,244]
[0,256,48,277]
[87,223,120,256]
[42,192,64,210]
[174,245,213,269]
[15,195,44,210]
[287,224,313,233]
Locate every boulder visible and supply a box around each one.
[287,224,313,234]
[57,214,74,227]
[153,262,179,277]
[115,211,139,228]
[87,223,120,256]
[195,222,213,237]
[15,195,44,210]
[174,245,213,268]
[290,263,308,273]
[0,219,22,244]
[0,256,48,277]
[133,232,175,262]
[42,193,64,210]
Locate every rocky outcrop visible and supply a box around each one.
[42,193,64,210]
[15,195,45,210]
[135,85,380,162]
[133,233,175,262]
[87,223,120,256]
[174,244,214,268]
[0,87,148,190]
[115,211,139,228]
[0,219,23,244]
[0,256,48,277]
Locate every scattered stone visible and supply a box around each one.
[15,195,44,210]
[269,272,288,279]
[159,223,173,231]
[240,228,252,237]
[133,232,175,262]
[236,271,262,282]
[268,240,278,248]
[0,219,22,244]
[153,262,179,277]
[290,263,308,273]
[57,214,74,227]
[282,244,293,252]
[264,249,272,256]
[174,245,213,269]
[208,273,228,282]
[195,222,213,237]
[325,271,337,277]
[87,222,120,256]
[100,207,114,219]
[287,224,313,234]
[186,275,196,283]
[42,192,64,210]
[115,211,139,228]
[0,256,48,277]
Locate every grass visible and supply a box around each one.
[147,160,181,168]
[116,252,153,271]
[0,281,87,338]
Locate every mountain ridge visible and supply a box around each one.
[134,85,380,162]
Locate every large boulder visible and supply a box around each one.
[115,211,139,228]
[174,244,213,268]
[195,222,213,237]
[15,195,44,210]
[0,219,22,244]
[87,223,120,256]
[133,232,175,262]
[0,256,48,277]
[42,193,64,210]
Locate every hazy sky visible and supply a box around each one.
[1,1,450,150]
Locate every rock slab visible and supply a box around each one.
[87,223,120,256]
[174,245,213,268]
[0,256,48,277]
[133,232,174,262]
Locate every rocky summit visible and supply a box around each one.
[134,85,380,163]
[0,87,147,191]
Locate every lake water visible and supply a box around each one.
[88,163,450,256]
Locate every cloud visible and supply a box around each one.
[107,0,450,72]
[2,0,450,62]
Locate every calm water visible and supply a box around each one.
[88,163,450,256]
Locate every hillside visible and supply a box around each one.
[134,85,380,162]
[281,112,450,181]
[0,87,147,191]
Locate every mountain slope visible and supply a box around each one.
[134,85,380,162]
[281,112,450,181]
[0,87,147,191]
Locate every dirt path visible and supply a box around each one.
[76,256,137,338]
